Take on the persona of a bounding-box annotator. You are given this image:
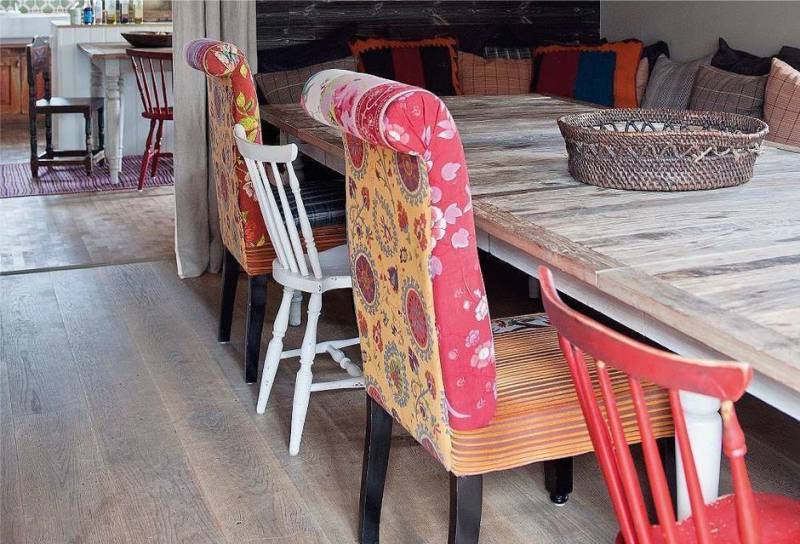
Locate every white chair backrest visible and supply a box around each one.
[233,123,322,279]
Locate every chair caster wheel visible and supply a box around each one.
[549,493,569,505]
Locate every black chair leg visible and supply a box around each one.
[658,437,677,511]
[84,112,93,175]
[45,112,53,156]
[218,249,239,343]
[449,474,483,544]
[359,396,393,544]
[544,457,573,505]
[244,273,268,383]
[29,110,38,180]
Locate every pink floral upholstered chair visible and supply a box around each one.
[301,70,675,544]
[185,39,347,383]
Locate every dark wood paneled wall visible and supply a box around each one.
[255,1,600,51]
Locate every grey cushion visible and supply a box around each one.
[271,178,345,228]
[642,55,710,110]
[689,65,768,118]
[254,57,356,105]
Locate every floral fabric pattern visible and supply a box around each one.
[301,70,496,463]
[185,38,268,271]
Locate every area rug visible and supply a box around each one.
[0,155,174,198]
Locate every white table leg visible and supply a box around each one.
[676,391,721,519]
[103,60,123,185]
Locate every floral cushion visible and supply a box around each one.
[185,39,269,272]
[301,70,497,465]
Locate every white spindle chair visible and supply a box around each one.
[234,124,362,455]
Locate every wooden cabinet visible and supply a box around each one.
[0,44,29,115]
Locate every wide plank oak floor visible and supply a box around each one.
[1,260,798,543]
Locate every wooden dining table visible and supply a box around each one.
[260,94,800,517]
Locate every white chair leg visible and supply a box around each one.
[256,287,295,415]
[327,345,362,378]
[289,290,303,327]
[289,292,322,456]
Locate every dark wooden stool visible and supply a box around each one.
[27,36,105,180]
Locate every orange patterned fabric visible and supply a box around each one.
[185,39,269,273]
[534,40,644,107]
[450,316,673,476]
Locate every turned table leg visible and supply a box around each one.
[102,60,124,185]
[676,391,722,519]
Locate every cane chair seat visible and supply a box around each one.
[451,315,673,476]
[625,493,800,544]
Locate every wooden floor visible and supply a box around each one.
[0,187,175,275]
[1,258,798,544]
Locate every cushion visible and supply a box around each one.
[573,51,616,106]
[532,49,616,107]
[349,36,461,96]
[635,57,649,104]
[450,315,673,476]
[642,54,710,110]
[458,51,532,95]
[272,178,346,228]
[690,65,768,118]
[778,45,800,70]
[254,57,357,105]
[641,41,670,75]
[484,46,531,60]
[764,58,800,151]
[533,40,643,107]
[711,37,773,76]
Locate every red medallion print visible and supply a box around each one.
[405,288,429,349]
[355,253,377,304]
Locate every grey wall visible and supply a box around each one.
[601,1,800,60]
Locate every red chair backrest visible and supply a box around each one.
[539,265,760,544]
[128,49,172,117]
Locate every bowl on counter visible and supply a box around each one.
[121,31,172,48]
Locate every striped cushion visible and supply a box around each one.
[642,55,710,110]
[254,57,357,105]
[450,314,674,476]
[483,46,531,60]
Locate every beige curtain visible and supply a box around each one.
[172,0,257,278]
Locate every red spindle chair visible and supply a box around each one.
[539,265,800,544]
[127,48,173,190]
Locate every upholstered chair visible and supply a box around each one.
[301,69,675,544]
[185,39,347,382]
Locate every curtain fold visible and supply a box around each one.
[172,0,257,278]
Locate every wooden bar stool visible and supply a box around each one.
[127,48,173,190]
[27,36,105,180]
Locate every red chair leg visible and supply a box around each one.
[138,119,157,190]
[150,119,165,178]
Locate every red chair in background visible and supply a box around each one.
[128,48,173,190]
[539,265,800,543]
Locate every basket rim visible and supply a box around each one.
[558,108,769,141]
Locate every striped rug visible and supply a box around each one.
[0,155,174,198]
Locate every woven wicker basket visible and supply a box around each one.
[558,109,769,191]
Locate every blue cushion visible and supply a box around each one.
[574,51,616,107]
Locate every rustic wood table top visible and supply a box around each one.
[261,95,800,394]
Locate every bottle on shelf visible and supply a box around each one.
[133,0,143,24]
[106,0,116,23]
[120,0,129,24]
[82,0,94,24]
[92,0,102,23]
